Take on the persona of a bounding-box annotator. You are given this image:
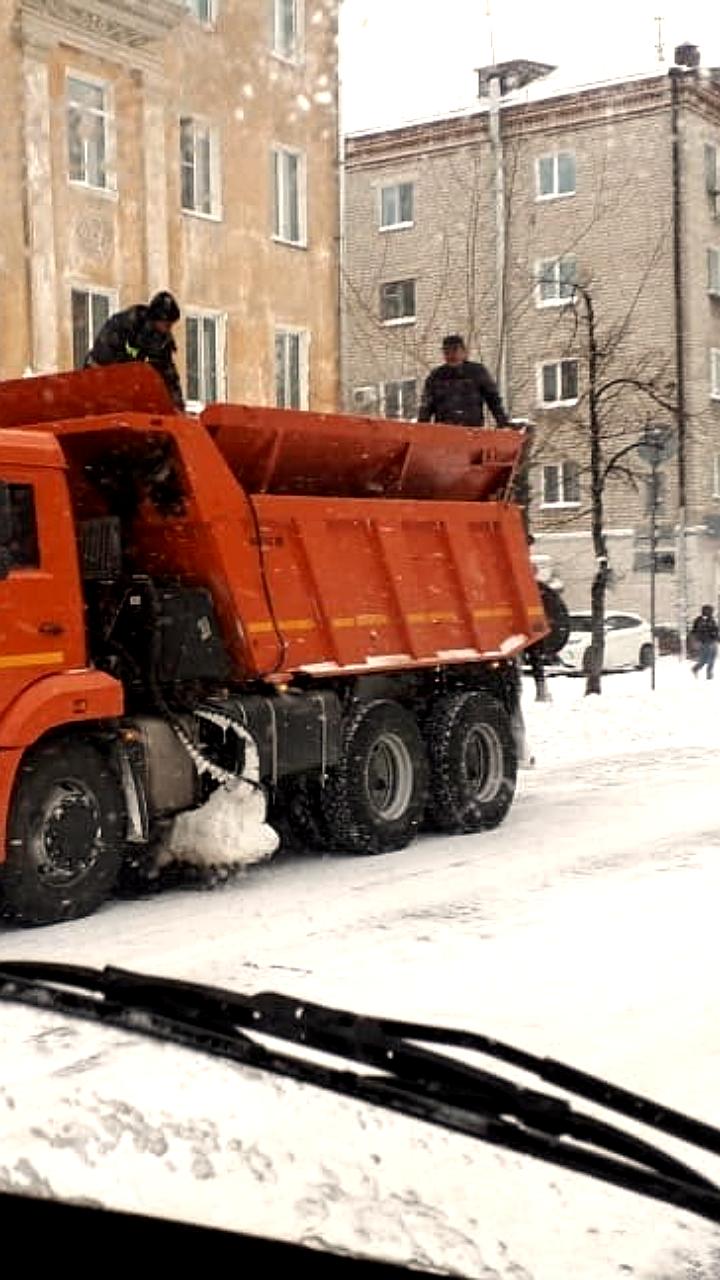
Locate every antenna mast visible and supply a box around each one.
[485,0,496,65]
[655,15,665,63]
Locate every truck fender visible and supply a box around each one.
[0,670,124,751]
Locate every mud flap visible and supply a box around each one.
[510,703,535,769]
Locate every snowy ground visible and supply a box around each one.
[0,655,719,1276]
[525,655,720,767]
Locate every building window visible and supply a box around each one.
[275,328,309,409]
[186,312,226,407]
[180,118,221,218]
[536,257,577,307]
[537,152,576,199]
[705,144,719,216]
[186,0,217,22]
[381,379,417,419]
[541,461,580,507]
[708,247,720,295]
[380,182,414,229]
[273,0,302,61]
[712,349,720,400]
[67,76,111,190]
[380,279,416,325]
[71,288,115,369]
[539,359,579,406]
[272,146,306,246]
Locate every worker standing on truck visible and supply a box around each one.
[84,291,185,411]
[417,335,510,427]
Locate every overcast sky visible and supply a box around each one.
[339,0,720,133]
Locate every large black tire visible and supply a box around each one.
[2,740,126,926]
[538,583,571,660]
[272,775,333,853]
[425,691,517,833]
[324,700,428,854]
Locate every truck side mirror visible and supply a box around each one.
[0,484,13,581]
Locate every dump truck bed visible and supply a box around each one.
[0,367,546,680]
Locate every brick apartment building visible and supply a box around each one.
[3,0,339,411]
[342,50,720,622]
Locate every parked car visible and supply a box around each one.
[558,611,655,673]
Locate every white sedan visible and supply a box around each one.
[559,611,655,673]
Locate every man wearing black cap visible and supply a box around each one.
[84,290,185,410]
[417,334,509,427]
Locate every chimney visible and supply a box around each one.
[674,43,700,69]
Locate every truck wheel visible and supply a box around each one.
[426,691,516,833]
[2,740,125,926]
[275,775,333,852]
[324,700,428,854]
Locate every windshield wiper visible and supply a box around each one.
[1,960,719,1226]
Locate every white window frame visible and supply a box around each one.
[708,247,720,296]
[705,143,720,217]
[713,452,720,498]
[180,116,223,220]
[66,72,115,194]
[185,0,218,25]
[380,379,417,420]
[712,348,720,401]
[536,256,577,308]
[536,151,576,201]
[379,181,415,231]
[541,460,581,509]
[185,309,227,411]
[272,0,304,63]
[70,284,118,368]
[537,358,579,408]
[380,279,416,326]
[275,327,310,409]
[272,145,307,247]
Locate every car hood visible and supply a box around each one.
[1,1001,719,1279]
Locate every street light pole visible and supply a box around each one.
[649,443,659,691]
[608,425,673,691]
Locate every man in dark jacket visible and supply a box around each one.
[690,604,719,679]
[417,334,510,427]
[84,290,185,410]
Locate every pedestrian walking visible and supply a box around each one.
[690,604,719,680]
[417,334,510,427]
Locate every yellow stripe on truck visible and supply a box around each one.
[0,651,65,670]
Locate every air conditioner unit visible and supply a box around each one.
[352,386,379,413]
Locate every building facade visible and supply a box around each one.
[342,56,720,622]
[3,0,339,411]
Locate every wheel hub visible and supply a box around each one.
[35,782,102,887]
[463,725,503,802]
[365,733,413,821]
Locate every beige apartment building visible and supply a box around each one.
[342,52,720,622]
[1,0,339,411]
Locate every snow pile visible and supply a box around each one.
[524,657,720,768]
[157,734,279,872]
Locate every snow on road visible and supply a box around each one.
[1,656,719,1277]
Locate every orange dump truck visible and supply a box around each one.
[0,366,547,924]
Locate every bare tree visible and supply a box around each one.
[547,279,678,694]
